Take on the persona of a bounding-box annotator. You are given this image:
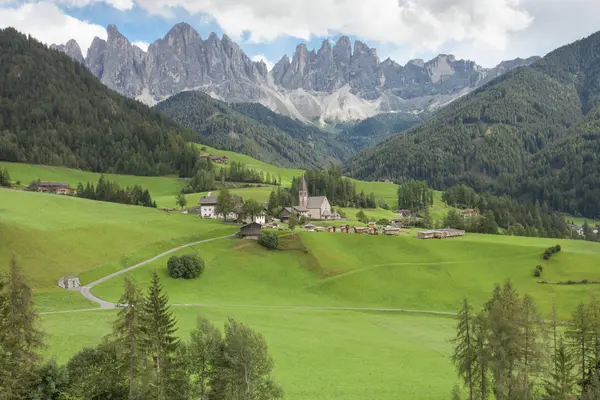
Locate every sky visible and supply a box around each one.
[0,0,599,69]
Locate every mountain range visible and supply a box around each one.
[52,23,539,123]
[344,30,600,218]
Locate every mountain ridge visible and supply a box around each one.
[52,23,539,123]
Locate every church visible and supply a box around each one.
[280,177,339,221]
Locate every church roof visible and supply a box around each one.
[307,196,327,209]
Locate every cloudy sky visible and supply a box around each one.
[0,0,599,69]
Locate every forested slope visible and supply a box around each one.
[0,28,195,176]
[344,30,600,218]
[156,92,344,168]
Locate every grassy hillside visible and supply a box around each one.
[0,189,237,310]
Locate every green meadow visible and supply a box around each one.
[3,158,600,398]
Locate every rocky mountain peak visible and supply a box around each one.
[51,39,84,64]
[164,22,201,44]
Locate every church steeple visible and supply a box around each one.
[299,176,308,208]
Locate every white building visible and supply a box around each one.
[58,276,81,289]
[198,193,266,225]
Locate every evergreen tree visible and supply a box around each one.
[472,313,490,400]
[452,299,476,400]
[142,271,180,400]
[544,338,576,400]
[112,278,148,399]
[518,294,546,399]
[0,258,44,400]
[423,206,433,229]
[568,302,590,393]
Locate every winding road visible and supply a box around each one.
[41,233,457,318]
[78,235,235,309]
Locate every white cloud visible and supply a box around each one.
[0,2,106,56]
[132,40,149,51]
[251,54,274,71]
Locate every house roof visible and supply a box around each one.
[39,182,69,188]
[307,196,327,209]
[198,196,218,205]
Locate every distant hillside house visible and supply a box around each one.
[461,209,477,218]
[376,178,393,183]
[58,276,80,289]
[199,153,229,164]
[38,182,71,195]
[394,209,411,217]
[280,205,309,221]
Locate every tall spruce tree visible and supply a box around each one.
[544,338,576,400]
[112,277,148,399]
[587,296,600,373]
[142,271,180,400]
[452,299,476,400]
[568,301,590,396]
[472,313,490,400]
[517,294,546,399]
[0,258,44,400]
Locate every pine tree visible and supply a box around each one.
[568,301,590,395]
[544,338,576,400]
[0,258,44,400]
[452,299,476,400]
[588,296,600,373]
[288,211,299,233]
[472,313,490,400]
[518,294,546,399]
[112,278,148,399]
[142,271,180,400]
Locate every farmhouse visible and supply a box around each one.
[418,228,465,239]
[38,182,71,195]
[198,193,265,224]
[199,154,229,164]
[238,222,262,239]
[394,209,411,217]
[280,205,309,221]
[354,226,367,234]
[384,226,401,236]
[376,178,393,183]
[461,209,477,218]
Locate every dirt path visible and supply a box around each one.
[78,235,234,309]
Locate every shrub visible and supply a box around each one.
[555,244,561,252]
[377,218,390,226]
[536,265,543,272]
[543,253,550,260]
[167,254,205,279]
[533,265,543,277]
[258,231,279,250]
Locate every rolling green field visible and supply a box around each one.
[0,189,237,311]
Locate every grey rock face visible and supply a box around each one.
[51,39,84,64]
[52,23,540,122]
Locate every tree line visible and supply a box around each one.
[0,259,282,399]
[451,280,600,400]
[397,180,434,211]
[75,175,156,208]
[183,159,280,194]
[442,184,569,238]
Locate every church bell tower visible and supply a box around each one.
[299,176,308,208]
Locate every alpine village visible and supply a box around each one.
[3,4,600,400]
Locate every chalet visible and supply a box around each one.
[198,193,254,222]
[238,222,262,240]
[384,226,401,236]
[368,227,378,235]
[418,228,465,239]
[38,182,71,195]
[368,221,377,228]
[354,226,367,234]
[376,178,393,184]
[461,209,477,218]
[394,209,411,217]
[327,226,337,233]
[340,225,350,233]
[210,156,229,164]
[280,205,309,221]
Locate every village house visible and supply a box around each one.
[38,182,71,195]
[394,209,411,217]
[354,226,367,234]
[327,226,337,233]
[304,223,316,232]
[376,178,394,184]
[461,209,477,219]
[199,153,229,164]
[340,225,350,233]
[238,222,262,240]
[198,193,266,224]
[418,228,466,239]
[368,227,378,235]
[384,226,401,236]
[280,205,309,221]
